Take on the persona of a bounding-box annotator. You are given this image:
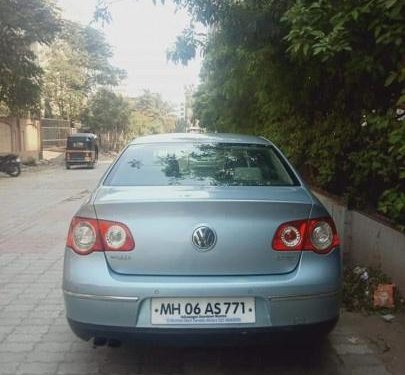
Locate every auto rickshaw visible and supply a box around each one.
[65,133,99,169]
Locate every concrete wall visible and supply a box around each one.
[0,117,41,160]
[314,191,405,293]
[20,118,41,160]
[0,120,12,153]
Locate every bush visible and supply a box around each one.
[343,266,404,313]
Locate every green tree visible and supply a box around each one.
[82,88,131,150]
[130,90,176,135]
[170,0,405,226]
[41,21,126,120]
[0,0,61,114]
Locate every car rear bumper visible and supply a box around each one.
[67,316,339,345]
[63,247,341,341]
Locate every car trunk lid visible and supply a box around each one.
[94,186,313,276]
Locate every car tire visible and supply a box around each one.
[66,163,71,170]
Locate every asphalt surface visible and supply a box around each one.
[0,160,391,374]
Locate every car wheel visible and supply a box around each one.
[66,163,71,170]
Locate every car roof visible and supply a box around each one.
[130,133,271,145]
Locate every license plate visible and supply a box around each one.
[151,297,256,325]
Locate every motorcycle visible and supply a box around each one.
[0,154,21,177]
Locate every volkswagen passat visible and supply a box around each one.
[63,133,341,345]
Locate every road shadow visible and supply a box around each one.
[75,339,341,375]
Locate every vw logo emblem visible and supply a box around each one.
[192,226,217,251]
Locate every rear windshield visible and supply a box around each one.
[67,137,92,149]
[104,143,299,187]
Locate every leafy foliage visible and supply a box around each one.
[84,88,131,132]
[129,90,176,136]
[169,0,405,227]
[342,265,404,312]
[81,88,131,150]
[94,0,166,26]
[41,21,126,120]
[82,89,176,150]
[0,0,61,114]
[167,26,203,65]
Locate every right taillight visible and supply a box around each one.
[98,220,135,251]
[66,216,135,255]
[272,217,339,254]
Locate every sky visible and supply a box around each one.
[57,0,204,106]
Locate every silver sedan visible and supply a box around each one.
[63,133,341,345]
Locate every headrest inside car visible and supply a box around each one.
[233,167,262,181]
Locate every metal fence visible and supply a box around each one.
[40,118,72,149]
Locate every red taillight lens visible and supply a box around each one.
[98,220,135,251]
[272,220,307,251]
[66,217,135,255]
[272,217,339,254]
[66,217,103,255]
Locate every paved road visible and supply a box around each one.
[0,162,391,375]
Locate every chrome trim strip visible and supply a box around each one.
[268,290,339,301]
[64,290,338,302]
[63,290,139,302]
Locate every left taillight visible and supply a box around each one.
[272,217,339,254]
[66,217,135,255]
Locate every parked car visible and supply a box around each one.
[63,133,341,345]
[65,133,98,169]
